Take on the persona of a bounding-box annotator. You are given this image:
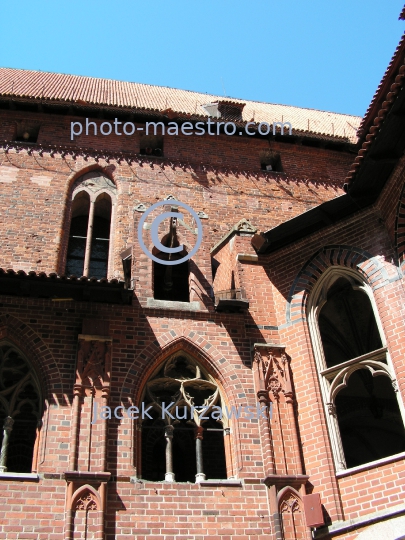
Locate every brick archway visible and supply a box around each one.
[119,330,244,478]
[119,330,240,406]
[277,487,307,540]
[286,245,390,324]
[0,313,63,399]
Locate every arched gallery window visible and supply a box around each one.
[65,172,116,279]
[0,343,42,473]
[308,268,405,471]
[141,353,227,482]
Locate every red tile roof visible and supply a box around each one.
[345,32,405,185]
[357,32,405,139]
[0,67,360,143]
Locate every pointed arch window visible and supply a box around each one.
[0,343,42,473]
[140,353,228,482]
[65,172,116,279]
[308,269,405,471]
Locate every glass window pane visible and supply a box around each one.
[66,215,88,277]
[66,237,86,276]
[319,278,382,367]
[70,214,89,237]
[336,369,405,468]
[88,216,110,279]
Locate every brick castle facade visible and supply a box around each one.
[0,27,405,540]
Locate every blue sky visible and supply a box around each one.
[0,1,404,117]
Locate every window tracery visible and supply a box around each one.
[308,268,405,471]
[65,171,116,279]
[0,343,42,473]
[141,354,227,482]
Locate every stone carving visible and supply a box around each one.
[234,218,257,235]
[72,171,116,194]
[76,339,112,396]
[134,203,147,213]
[280,493,301,514]
[75,491,98,511]
[326,402,337,417]
[145,354,221,427]
[253,346,293,402]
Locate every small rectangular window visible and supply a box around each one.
[260,150,282,172]
[14,122,40,143]
[140,135,163,157]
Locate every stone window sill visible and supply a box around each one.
[198,479,242,487]
[0,472,39,481]
[130,477,241,487]
[336,451,405,478]
[146,298,201,311]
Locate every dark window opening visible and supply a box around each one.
[0,345,41,473]
[141,415,166,482]
[140,135,164,157]
[172,422,197,482]
[336,369,405,468]
[120,246,133,289]
[318,277,383,368]
[141,354,227,482]
[153,237,189,302]
[14,122,40,143]
[66,214,89,277]
[211,257,220,282]
[88,215,111,279]
[260,150,282,172]
[202,419,227,479]
[6,406,38,473]
[141,420,227,483]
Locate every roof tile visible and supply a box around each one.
[0,67,361,142]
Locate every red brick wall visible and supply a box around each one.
[0,479,65,539]
[1,105,405,540]
[0,108,352,280]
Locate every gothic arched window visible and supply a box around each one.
[308,269,405,471]
[65,172,116,279]
[141,354,227,482]
[0,343,42,473]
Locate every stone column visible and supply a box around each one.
[283,354,303,475]
[83,200,95,276]
[223,427,234,478]
[164,425,175,482]
[257,389,276,475]
[0,417,14,472]
[195,425,206,483]
[253,347,276,475]
[69,385,82,471]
